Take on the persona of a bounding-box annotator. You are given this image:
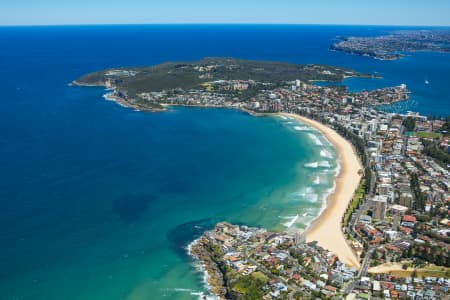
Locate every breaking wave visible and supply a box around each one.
[281,214,300,228]
[320,149,333,158]
[291,187,319,203]
[307,133,323,146]
[304,161,331,168]
[293,125,311,131]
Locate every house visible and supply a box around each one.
[401,215,417,228]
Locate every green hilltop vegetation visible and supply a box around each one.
[73,57,370,97]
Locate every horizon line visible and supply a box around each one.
[1,22,450,28]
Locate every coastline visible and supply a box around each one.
[279,113,362,268]
[187,235,231,300]
[187,238,222,300]
[97,88,363,269]
[101,89,273,117]
[96,88,362,269]
[103,91,166,112]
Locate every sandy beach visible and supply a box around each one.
[280,113,362,268]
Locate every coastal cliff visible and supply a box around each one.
[190,237,228,299]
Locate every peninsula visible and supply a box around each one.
[331,30,450,60]
[72,57,381,112]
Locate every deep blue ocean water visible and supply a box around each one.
[0,25,449,299]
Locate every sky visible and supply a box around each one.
[1,0,450,26]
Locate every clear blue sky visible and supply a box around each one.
[2,0,450,26]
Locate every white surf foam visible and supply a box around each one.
[314,175,320,185]
[279,115,288,120]
[307,193,319,202]
[302,166,340,234]
[305,187,314,193]
[320,149,333,158]
[318,161,331,168]
[308,133,323,146]
[172,288,199,293]
[282,214,299,228]
[102,93,114,101]
[304,162,318,168]
[297,212,316,226]
[305,161,330,168]
[186,239,219,300]
[291,187,319,203]
[293,125,311,131]
[167,288,216,300]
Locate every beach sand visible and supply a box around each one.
[280,113,362,268]
[368,263,450,278]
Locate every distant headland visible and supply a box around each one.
[72,57,386,112]
[331,29,450,60]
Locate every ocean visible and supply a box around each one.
[0,25,449,300]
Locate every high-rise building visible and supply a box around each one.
[371,195,387,220]
[399,192,414,208]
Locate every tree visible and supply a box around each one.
[410,173,425,211]
[373,251,379,260]
[421,139,450,167]
[442,120,450,133]
[403,117,416,131]
[437,254,446,266]
[232,272,267,299]
[407,246,413,258]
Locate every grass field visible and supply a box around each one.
[369,263,450,278]
[413,131,443,139]
[342,179,366,226]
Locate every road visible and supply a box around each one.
[346,201,372,242]
[358,247,375,278]
[344,247,374,294]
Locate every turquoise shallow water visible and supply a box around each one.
[0,25,449,299]
[0,105,337,300]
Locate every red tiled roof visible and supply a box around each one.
[292,274,301,280]
[400,227,412,234]
[402,215,416,222]
[385,244,400,252]
[324,285,337,292]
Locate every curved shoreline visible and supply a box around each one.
[98,93,362,268]
[279,113,362,268]
[98,92,362,269]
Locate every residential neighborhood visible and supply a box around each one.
[183,76,449,299]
